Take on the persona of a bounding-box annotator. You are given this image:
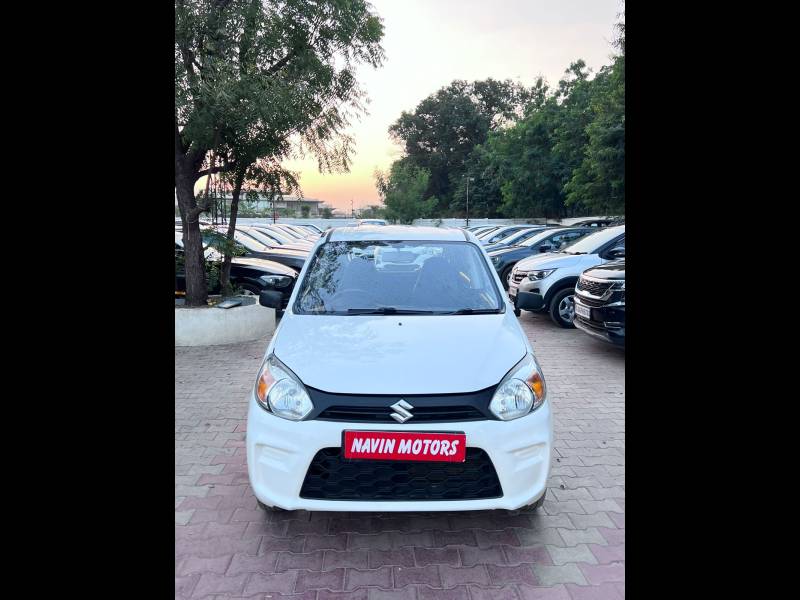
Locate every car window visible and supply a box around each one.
[559,226,624,255]
[295,241,503,315]
[549,230,587,249]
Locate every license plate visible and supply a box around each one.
[343,431,466,462]
[575,301,591,319]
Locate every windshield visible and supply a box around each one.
[294,241,504,315]
[519,229,559,247]
[253,227,293,244]
[559,226,624,254]
[505,228,544,245]
[241,228,279,247]
[486,227,534,244]
[476,227,502,239]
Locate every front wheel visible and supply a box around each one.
[500,265,514,290]
[549,288,576,328]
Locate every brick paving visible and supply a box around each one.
[176,310,625,599]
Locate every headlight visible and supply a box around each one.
[489,354,547,421]
[253,355,313,420]
[260,275,293,289]
[528,269,555,281]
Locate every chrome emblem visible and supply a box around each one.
[390,399,414,423]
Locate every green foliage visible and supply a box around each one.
[375,161,438,224]
[175,0,385,305]
[359,204,386,219]
[384,15,624,221]
[301,205,311,218]
[320,207,333,219]
[388,79,530,214]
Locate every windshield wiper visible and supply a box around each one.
[346,307,435,315]
[446,308,503,315]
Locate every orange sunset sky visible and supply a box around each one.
[200,1,622,213]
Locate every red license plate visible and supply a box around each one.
[343,431,467,462]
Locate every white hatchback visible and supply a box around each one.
[247,226,552,512]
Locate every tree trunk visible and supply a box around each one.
[175,166,208,307]
[220,169,245,297]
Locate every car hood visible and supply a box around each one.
[272,312,528,394]
[583,260,625,280]
[514,252,592,271]
[231,256,297,277]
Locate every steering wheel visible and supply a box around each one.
[329,288,379,307]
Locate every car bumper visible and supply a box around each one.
[246,393,552,511]
[573,300,625,347]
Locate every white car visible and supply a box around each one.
[247,226,552,512]
[508,225,625,327]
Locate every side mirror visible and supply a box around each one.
[608,246,625,258]
[262,275,293,290]
[259,290,284,309]
[538,244,552,253]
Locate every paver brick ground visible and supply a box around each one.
[176,310,624,599]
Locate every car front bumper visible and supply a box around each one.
[573,298,625,347]
[246,393,552,511]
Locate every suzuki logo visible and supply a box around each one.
[390,399,414,423]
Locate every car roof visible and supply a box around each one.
[328,225,467,242]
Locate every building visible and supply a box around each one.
[215,193,326,217]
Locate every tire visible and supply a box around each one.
[549,287,576,328]
[257,500,286,513]
[500,265,514,290]
[528,489,547,511]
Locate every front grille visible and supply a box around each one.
[576,277,613,297]
[306,386,497,423]
[318,406,485,423]
[299,447,503,501]
[575,294,606,308]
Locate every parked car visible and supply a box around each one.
[488,227,594,289]
[478,225,543,246]
[248,225,551,512]
[573,260,625,347]
[202,226,308,272]
[294,223,325,235]
[357,219,387,226]
[241,225,314,251]
[483,226,553,252]
[569,218,616,228]
[508,225,625,327]
[175,246,298,307]
[271,223,319,240]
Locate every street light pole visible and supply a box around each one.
[465,177,475,227]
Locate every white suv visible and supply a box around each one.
[508,225,625,327]
[247,226,552,512]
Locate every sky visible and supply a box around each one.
[200,0,623,212]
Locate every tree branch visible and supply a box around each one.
[197,161,237,179]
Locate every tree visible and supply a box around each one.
[375,161,437,224]
[564,21,625,214]
[388,79,530,214]
[175,0,384,305]
[300,204,311,218]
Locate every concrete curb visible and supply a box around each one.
[175,300,276,346]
